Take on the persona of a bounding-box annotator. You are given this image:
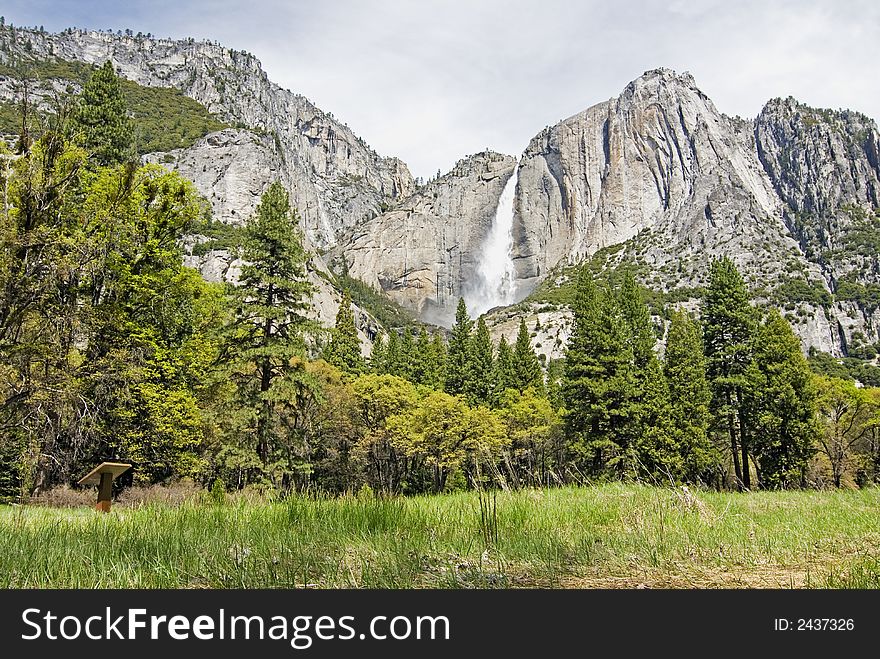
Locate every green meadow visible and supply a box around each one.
[1,484,878,589]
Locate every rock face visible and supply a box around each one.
[3,24,879,356]
[340,152,517,325]
[755,98,880,220]
[144,128,286,227]
[0,26,414,249]
[514,69,793,285]
[504,69,880,355]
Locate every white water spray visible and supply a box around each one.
[466,166,519,317]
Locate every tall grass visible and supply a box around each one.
[1,484,878,588]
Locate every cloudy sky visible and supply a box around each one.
[5,0,879,179]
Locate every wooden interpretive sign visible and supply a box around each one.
[77,462,131,512]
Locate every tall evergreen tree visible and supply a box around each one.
[618,271,655,368]
[71,60,134,165]
[545,358,565,410]
[445,298,472,396]
[426,331,448,390]
[224,181,316,479]
[702,256,755,490]
[616,271,657,465]
[466,317,495,405]
[370,334,387,374]
[385,330,401,377]
[633,357,678,482]
[745,310,818,488]
[512,317,543,393]
[563,268,634,476]
[324,291,363,374]
[494,335,516,397]
[664,310,716,483]
[410,327,431,385]
[399,327,415,381]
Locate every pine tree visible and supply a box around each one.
[426,331,448,390]
[618,270,655,368]
[466,317,495,405]
[370,334,387,374]
[410,327,431,385]
[545,358,565,410]
[512,317,543,393]
[633,357,679,482]
[744,310,818,488]
[616,271,656,465]
[325,291,363,374]
[703,256,755,490]
[445,298,472,396]
[563,267,634,476]
[385,330,401,377]
[225,181,316,475]
[399,327,415,381]
[494,335,516,397]
[664,310,716,483]
[72,60,134,165]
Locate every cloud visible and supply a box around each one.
[4,0,879,179]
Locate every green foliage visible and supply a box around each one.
[0,56,228,154]
[409,328,445,389]
[71,60,134,165]
[512,317,544,394]
[745,310,819,488]
[220,181,318,488]
[333,272,420,333]
[493,336,516,399]
[631,358,678,482]
[465,318,495,406]
[497,388,562,488]
[0,124,221,491]
[122,77,228,154]
[324,291,364,374]
[0,101,23,136]
[664,310,717,483]
[350,374,419,493]
[563,267,636,477]
[703,256,755,489]
[814,376,877,488]
[773,277,832,308]
[808,351,880,388]
[188,216,246,256]
[617,270,655,367]
[835,276,880,314]
[445,298,472,396]
[388,390,507,492]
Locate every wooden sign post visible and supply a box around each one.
[77,462,132,512]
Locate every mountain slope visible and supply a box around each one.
[340,151,517,324]
[0,25,413,249]
[3,24,878,357]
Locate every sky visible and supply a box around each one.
[5,0,879,180]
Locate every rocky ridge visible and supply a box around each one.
[3,23,879,358]
[0,26,414,249]
[340,151,517,325]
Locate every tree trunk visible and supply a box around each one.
[728,408,743,490]
[256,284,275,466]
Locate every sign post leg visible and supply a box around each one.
[97,472,113,512]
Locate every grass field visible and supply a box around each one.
[1,484,879,589]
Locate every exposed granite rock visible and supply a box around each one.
[0,26,414,249]
[340,152,517,325]
[4,23,879,357]
[145,128,285,226]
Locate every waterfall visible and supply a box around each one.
[466,166,519,317]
